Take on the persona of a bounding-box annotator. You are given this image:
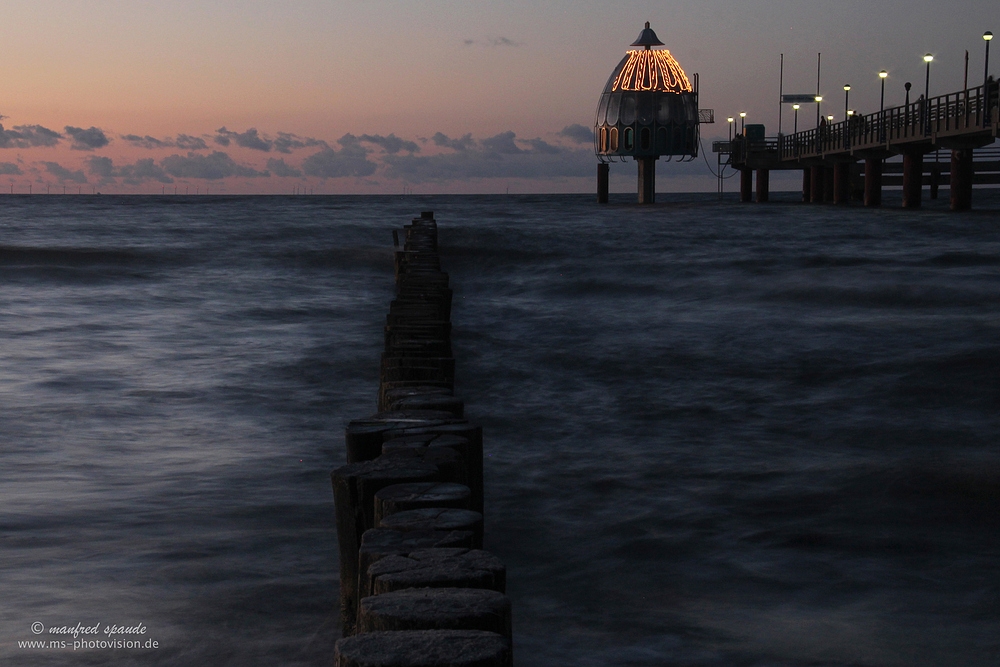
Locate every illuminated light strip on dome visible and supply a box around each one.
[612,49,692,93]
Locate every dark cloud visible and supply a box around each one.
[273,132,326,154]
[161,151,267,180]
[301,136,377,178]
[215,127,272,151]
[43,161,88,183]
[359,133,419,154]
[122,134,170,149]
[120,158,173,184]
[431,132,475,151]
[480,131,522,154]
[86,156,115,178]
[0,162,22,175]
[175,134,208,150]
[64,126,110,151]
[463,37,520,47]
[266,157,302,178]
[86,156,173,185]
[524,138,561,154]
[383,130,593,183]
[0,124,62,148]
[558,124,594,144]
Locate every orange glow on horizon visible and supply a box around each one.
[612,49,692,93]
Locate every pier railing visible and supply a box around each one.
[776,82,998,160]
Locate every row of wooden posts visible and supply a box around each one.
[330,212,514,666]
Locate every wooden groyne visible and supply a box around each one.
[331,212,513,666]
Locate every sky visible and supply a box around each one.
[0,0,996,194]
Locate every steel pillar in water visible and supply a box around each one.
[637,157,656,204]
[597,163,609,204]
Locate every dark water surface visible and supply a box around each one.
[1,193,998,666]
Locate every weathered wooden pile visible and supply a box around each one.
[331,212,513,666]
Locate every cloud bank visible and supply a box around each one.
[2,118,614,190]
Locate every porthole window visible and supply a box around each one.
[640,127,651,150]
[657,127,668,152]
[600,127,608,152]
[605,96,620,125]
[620,95,637,125]
[637,93,654,124]
[610,127,619,151]
[624,127,634,150]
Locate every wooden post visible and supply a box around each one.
[810,166,824,202]
[379,508,484,550]
[802,168,811,202]
[357,588,512,639]
[950,148,974,211]
[833,162,851,204]
[367,548,506,596]
[864,158,883,207]
[902,152,923,208]
[755,168,769,202]
[374,482,472,526]
[334,630,511,667]
[331,459,440,635]
[740,168,753,202]
[597,163,609,204]
[637,157,656,204]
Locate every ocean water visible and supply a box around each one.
[1,192,998,666]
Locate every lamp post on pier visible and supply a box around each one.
[815,96,822,127]
[727,117,734,141]
[739,112,746,135]
[879,70,888,111]
[792,104,799,133]
[843,84,851,120]
[924,54,933,133]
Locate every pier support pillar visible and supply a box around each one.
[802,169,811,202]
[755,169,770,202]
[864,158,883,208]
[902,152,923,208]
[597,163,609,204]
[740,168,753,202]
[810,166,824,203]
[823,167,835,202]
[833,162,851,204]
[950,149,973,211]
[637,157,656,204]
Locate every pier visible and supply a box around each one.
[721,80,999,209]
[331,213,513,666]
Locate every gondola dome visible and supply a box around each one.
[595,22,699,159]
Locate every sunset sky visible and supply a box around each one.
[0,0,995,194]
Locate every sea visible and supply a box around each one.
[1,192,998,667]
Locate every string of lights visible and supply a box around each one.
[613,49,692,93]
